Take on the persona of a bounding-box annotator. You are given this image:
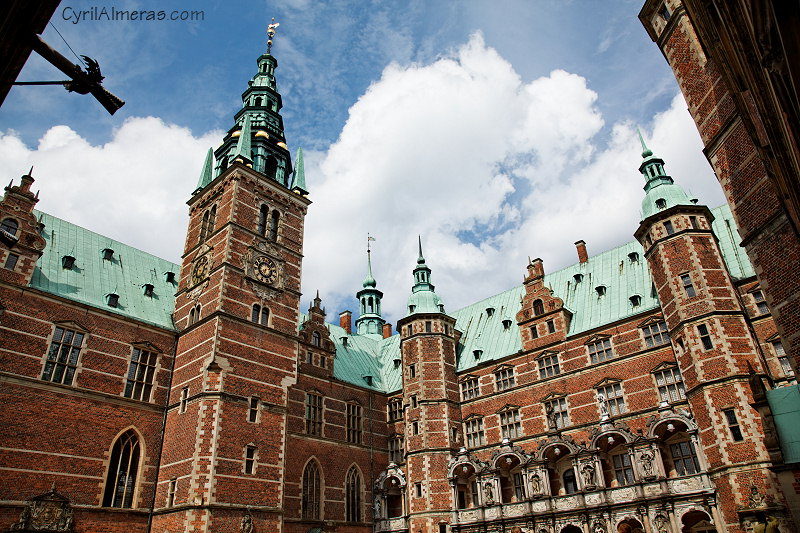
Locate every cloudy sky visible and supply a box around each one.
[0,1,726,329]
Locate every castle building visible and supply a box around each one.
[1,27,799,533]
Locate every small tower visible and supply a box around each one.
[396,238,461,533]
[0,169,47,286]
[355,239,385,336]
[633,139,787,528]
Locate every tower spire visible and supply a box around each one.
[637,127,653,158]
[406,236,445,316]
[355,234,384,336]
[637,140,693,221]
[194,148,214,193]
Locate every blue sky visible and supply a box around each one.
[0,1,726,328]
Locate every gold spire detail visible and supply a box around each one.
[267,18,280,54]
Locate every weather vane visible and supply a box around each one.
[267,18,280,54]
[367,233,376,253]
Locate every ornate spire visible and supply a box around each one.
[406,236,445,316]
[195,148,214,193]
[232,115,253,165]
[637,137,693,221]
[637,127,653,158]
[291,148,308,195]
[267,18,280,55]
[355,235,384,336]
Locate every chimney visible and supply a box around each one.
[382,323,393,339]
[575,240,588,264]
[339,311,352,334]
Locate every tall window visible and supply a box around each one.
[199,206,217,243]
[538,352,560,378]
[464,417,485,448]
[257,204,268,236]
[251,304,269,326]
[642,321,670,347]
[774,341,795,380]
[269,210,279,242]
[102,430,140,508]
[388,398,403,421]
[664,221,675,235]
[588,337,613,364]
[533,299,544,315]
[347,403,362,444]
[598,382,626,416]
[612,453,635,486]
[389,434,404,463]
[670,440,700,476]
[312,331,321,347]
[681,274,696,297]
[123,347,158,402]
[461,377,480,400]
[654,366,686,403]
[723,409,744,441]
[345,467,362,522]
[753,290,769,314]
[42,326,85,386]
[305,393,323,436]
[499,409,522,440]
[244,445,257,474]
[544,397,570,429]
[302,460,321,520]
[697,324,713,350]
[495,367,515,391]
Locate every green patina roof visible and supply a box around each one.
[320,204,755,393]
[767,384,800,463]
[292,148,308,194]
[30,211,180,330]
[195,148,214,192]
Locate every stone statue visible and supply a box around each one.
[597,393,609,418]
[483,482,495,505]
[582,463,595,487]
[749,485,766,508]
[640,451,654,477]
[530,473,542,494]
[240,511,254,533]
[545,402,558,431]
[374,497,382,517]
[653,514,669,533]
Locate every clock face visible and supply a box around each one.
[192,255,209,285]
[253,256,277,285]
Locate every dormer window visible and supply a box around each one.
[102,248,114,261]
[408,305,416,313]
[107,293,119,307]
[533,299,544,316]
[573,273,583,283]
[312,331,321,347]
[486,307,495,318]
[342,336,348,347]
[502,319,513,330]
[655,198,667,210]
[143,284,154,297]
[596,285,607,297]
[628,252,639,263]
[473,349,483,360]
[62,255,76,270]
[364,375,373,386]
[629,295,642,307]
[393,359,401,368]
[438,304,445,312]
[165,271,176,283]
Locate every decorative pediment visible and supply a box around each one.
[374,463,407,491]
[462,412,483,422]
[637,314,666,328]
[588,420,634,447]
[447,448,489,478]
[131,341,161,353]
[536,349,560,360]
[496,403,521,414]
[585,334,611,346]
[9,484,75,532]
[51,320,89,333]
[593,377,621,388]
[492,364,513,373]
[650,360,678,373]
[459,373,478,383]
[541,391,566,402]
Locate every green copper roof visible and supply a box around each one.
[406,237,445,316]
[317,204,755,393]
[291,148,308,194]
[638,141,693,220]
[767,384,800,463]
[195,148,214,193]
[30,211,180,330]
[231,115,253,164]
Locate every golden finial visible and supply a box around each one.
[267,18,280,54]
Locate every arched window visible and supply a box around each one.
[269,210,279,242]
[345,467,361,522]
[367,296,374,313]
[533,299,545,316]
[199,210,209,243]
[312,331,321,347]
[258,205,268,236]
[189,305,201,326]
[208,206,217,236]
[254,96,262,107]
[302,460,321,520]
[0,218,18,236]
[264,156,278,180]
[562,468,577,495]
[252,304,269,326]
[102,430,141,508]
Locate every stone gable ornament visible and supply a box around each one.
[10,484,75,532]
[240,508,254,533]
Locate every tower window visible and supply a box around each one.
[251,304,269,326]
[697,324,713,350]
[530,325,538,339]
[753,290,769,314]
[723,409,743,441]
[533,299,544,316]
[269,210,279,242]
[249,396,260,423]
[658,4,671,21]
[664,221,675,235]
[689,216,698,229]
[312,331,321,347]
[4,253,18,270]
[410,395,418,408]
[409,364,416,379]
[179,387,188,413]
[656,198,667,209]
[680,274,696,298]
[244,445,257,474]
[257,205,268,236]
[425,321,432,333]
[0,218,19,237]
[547,319,556,333]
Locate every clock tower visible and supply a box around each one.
[151,24,311,533]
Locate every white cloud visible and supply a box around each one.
[0,35,724,332]
[0,117,220,263]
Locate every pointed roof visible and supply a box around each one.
[232,115,253,164]
[363,248,377,288]
[406,236,445,316]
[637,136,693,221]
[291,148,308,195]
[194,148,214,193]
